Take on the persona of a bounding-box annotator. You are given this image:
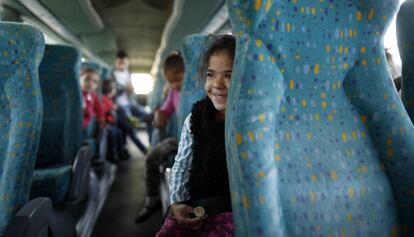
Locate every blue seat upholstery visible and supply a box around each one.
[397,0,414,121]
[177,34,207,131]
[0,22,44,235]
[149,72,166,110]
[31,44,82,202]
[101,67,112,80]
[166,112,179,138]
[226,1,414,236]
[81,60,102,75]
[83,117,97,159]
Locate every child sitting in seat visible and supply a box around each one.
[156,34,235,236]
[80,70,104,129]
[101,80,117,124]
[153,51,185,129]
[101,80,125,162]
[134,51,185,223]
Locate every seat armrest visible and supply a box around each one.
[68,144,93,203]
[3,198,52,237]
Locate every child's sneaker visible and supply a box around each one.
[119,148,131,161]
[128,116,140,128]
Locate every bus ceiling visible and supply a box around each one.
[0,0,229,75]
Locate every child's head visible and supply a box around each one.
[200,34,236,117]
[102,79,116,98]
[163,51,185,91]
[115,50,129,71]
[81,71,100,92]
[80,67,96,77]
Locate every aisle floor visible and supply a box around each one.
[92,133,163,237]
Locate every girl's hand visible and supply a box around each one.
[153,110,167,128]
[171,203,204,225]
[127,82,134,94]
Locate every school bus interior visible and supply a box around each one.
[0,0,413,236]
[0,0,231,236]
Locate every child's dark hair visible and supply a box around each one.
[199,34,236,80]
[102,79,115,95]
[80,67,98,76]
[117,50,128,59]
[163,51,185,72]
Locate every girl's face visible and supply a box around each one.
[205,52,233,118]
[81,72,99,92]
[115,57,129,71]
[164,68,184,91]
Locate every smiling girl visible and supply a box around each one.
[156,34,236,237]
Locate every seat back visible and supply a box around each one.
[36,44,82,167]
[148,73,163,108]
[397,0,414,121]
[101,67,110,80]
[0,22,44,235]
[81,60,102,75]
[226,1,414,236]
[166,112,179,139]
[177,34,207,131]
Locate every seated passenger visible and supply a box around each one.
[116,105,148,155]
[101,80,125,162]
[81,70,104,129]
[112,50,149,155]
[153,51,185,129]
[113,50,152,137]
[134,51,185,223]
[156,35,235,236]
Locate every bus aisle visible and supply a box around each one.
[92,131,163,237]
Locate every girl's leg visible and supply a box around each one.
[116,108,128,151]
[155,217,195,237]
[118,108,148,154]
[107,125,117,157]
[125,125,148,154]
[130,104,153,143]
[198,212,234,237]
[150,128,160,147]
[114,126,123,157]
